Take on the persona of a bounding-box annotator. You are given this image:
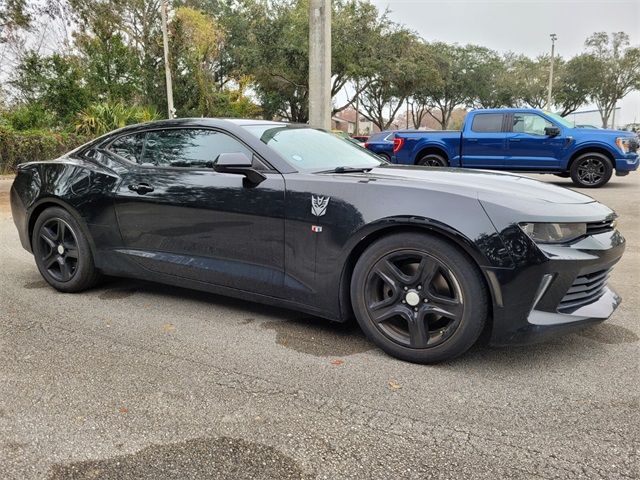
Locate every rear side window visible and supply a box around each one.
[471,114,504,133]
[108,133,145,163]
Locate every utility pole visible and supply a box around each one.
[406,98,410,129]
[546,33,557,111]
[309,0,331,129]
[354,81,360,135]
[161,0,175,119]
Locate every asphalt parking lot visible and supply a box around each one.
[0,173,638,479]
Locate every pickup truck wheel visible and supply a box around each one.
[350,232,487,364]
[570,153,613,188]
[417,154,448,167]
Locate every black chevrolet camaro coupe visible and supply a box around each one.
[10,119,625,363]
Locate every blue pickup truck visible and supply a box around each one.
[393,108,639,187]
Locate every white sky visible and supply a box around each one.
[369,0,640,125]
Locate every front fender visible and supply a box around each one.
[340,214,514,271]
[567,139,622,164]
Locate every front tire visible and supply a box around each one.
[32,207,100,292]
[570,153,613,188]
[350,233,487,363]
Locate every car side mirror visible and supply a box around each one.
[214,152,266,186]
[545,126,561,137]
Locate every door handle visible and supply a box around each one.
[467,138,478,142]
[128,183,154,195]
[509,138,521,142]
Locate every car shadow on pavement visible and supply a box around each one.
[94,277,635,367]
[95,276,374,358]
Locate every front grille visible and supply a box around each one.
[586,219,615,236]
[558,268,611,311]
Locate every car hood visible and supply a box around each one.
[361,165,595,205]
[573,127,636,139]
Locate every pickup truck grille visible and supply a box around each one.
[559,268,611,311]
[586,219,615,236]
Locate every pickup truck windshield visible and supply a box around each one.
[244,125,382,173]
[544,111,574,129]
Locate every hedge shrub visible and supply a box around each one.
[0,127,89,174]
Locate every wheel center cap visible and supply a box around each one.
[57,245,65,255]
[404,290,420,307]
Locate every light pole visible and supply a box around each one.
[309,0,331,129]
[546,33,557,110]
[161,0,175,119]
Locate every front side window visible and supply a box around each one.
[512,114,554,136]
[142,129,253,168]
[471,114,504,133]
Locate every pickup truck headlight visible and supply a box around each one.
[519,222,587,244]
[616,137,635,154]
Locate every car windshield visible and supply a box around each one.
[544,111,574,129]
[243,125,383,172]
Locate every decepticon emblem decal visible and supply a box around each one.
[311,195,330,217]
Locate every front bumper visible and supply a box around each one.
[486,228,625,346]
[614,152,639,173]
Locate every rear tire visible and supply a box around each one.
[378,153,391,162]
[570,152,613,188]
[350,232,487,363]
[32,207,100,293]
[417,153,448,167]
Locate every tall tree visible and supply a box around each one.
[471,50,519,109]
[74,2,142,103]
[553,54,599,116]
[169,6,222,116]
[511,54,563,109]
[416,43,481,130]
[358,27,419,130]
[584,32,640,128]
[9,50,90,123]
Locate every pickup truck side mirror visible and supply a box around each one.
[544,126,561,137]
[214,152,266,185]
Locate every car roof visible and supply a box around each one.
[112,117,288,133]
[470,108,545,114]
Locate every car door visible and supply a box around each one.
[505,112,565,169]
[461,113,507,168]
[109,127,286,297]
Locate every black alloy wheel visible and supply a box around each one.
[351,233,487,363]
[364,250,463,349]
[32,207,100,292]
[570,153,613,188]
[417,154,448,167]
[37,217,79,282]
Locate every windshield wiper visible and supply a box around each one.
[320,166,374,174]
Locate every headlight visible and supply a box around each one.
[519,222,587,244]
[616,137,631,154]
